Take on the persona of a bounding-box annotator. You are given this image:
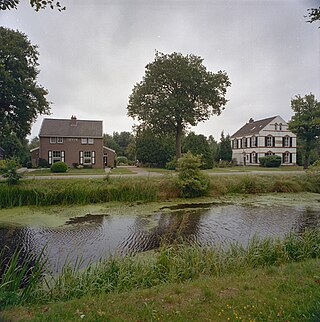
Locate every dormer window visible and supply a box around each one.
[275,123,278,131]
[279,123,282,131]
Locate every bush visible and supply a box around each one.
[165,157,176,170]
[38,158,49,168]
[259,155,281,168]
[0,159,22,185]
[50,161,68,173]
[117,156,128,165]
[176,152,209,198]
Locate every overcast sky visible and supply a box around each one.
[1,0,319,140]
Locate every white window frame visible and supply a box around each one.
[266,136,273,147]
[284,136,290,147]
[81,138,88,144]
[83,151,92,165]
[50,137,56,144]
[283,152,290,163]
[52,151,62,163]
[57,137,63,144]
[251,136,256,147]
[88,138,94,144]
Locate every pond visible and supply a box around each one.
[0,193,319,273]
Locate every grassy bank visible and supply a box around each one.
[1,229,320,321]
[0,171,319,209]
[2,258,319,321]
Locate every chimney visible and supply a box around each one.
[70,115,77,126]
[249,118,254,123]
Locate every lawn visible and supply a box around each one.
[24,168,106,176]
[109,167,135,174]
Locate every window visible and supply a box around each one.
[283,152,290,163]
[83,151,92,164]
[266,135,274,147]
[242,137,247,148]
[251,136,256,147]
[265,151,274,156]
[251,152,257,164]
[279,123,282,131]
[48,150,65,164]
[57,137,63,144]
[50,137,56,144]
[88,138,94,144]
[81,138,87,144]
[275,123,278,131]
[283,136,290,147]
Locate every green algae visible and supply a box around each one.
[0,192,318,228]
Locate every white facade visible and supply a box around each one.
[231,116,297,166]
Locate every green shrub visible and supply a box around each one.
[38,158,49,168]
[117,156,128,165]
[0,159,22,185]
[176,152,209,198]
[165,157,176,170]
[50,162,68,173]
[259,155,281,167]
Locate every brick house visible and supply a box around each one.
[31,116,116,168]
[230,115,296,166]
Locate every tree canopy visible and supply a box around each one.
[0,27,50,140]
[0,0,65,11]
[306,7,320,26]
[288,93,320,169]
[127,52,230,161]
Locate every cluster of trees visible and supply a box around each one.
[102,129,232,169]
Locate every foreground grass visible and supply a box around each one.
[2,258,320,321]
[205,165,304,173]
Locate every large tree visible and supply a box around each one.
[306,6,320,26]
[218,131,232,162]
[0,0,65,11]
[127,52,230,161]
[288,93,320,169]
[0,27,50,140]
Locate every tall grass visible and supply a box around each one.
[0,177,158,208]
[0,247,46,308]
[43,228,320,303]
[0,173,319,208]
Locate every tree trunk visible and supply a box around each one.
[175,123,182,161]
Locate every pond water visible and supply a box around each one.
[0,194,319,273]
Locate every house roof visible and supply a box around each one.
[39,117,103,138]
[231,116,278,138]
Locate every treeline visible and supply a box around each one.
[103,130,233,169]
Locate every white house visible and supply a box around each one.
[230,116,296,166]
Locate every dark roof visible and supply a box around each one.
[231,116,277,138]
[39,118,103,137]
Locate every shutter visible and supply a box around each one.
[290,153,292,163]
[290,137,292,147]
[256,137,258,147]
[48,151,52,165]
[79,151,83,165]
[265,137,267,147]
[249,153,252,164]
[247,138,250,148]
[61,151,65,162]
[282,137,285,147]
[282,153,285,163]
[92,151,95,165]
[273,137,275,147]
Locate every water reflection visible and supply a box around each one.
[0,203,319,273]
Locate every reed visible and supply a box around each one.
[44,228,320,303]
[0,247,46,308]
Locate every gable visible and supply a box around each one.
[39,118,103,138]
